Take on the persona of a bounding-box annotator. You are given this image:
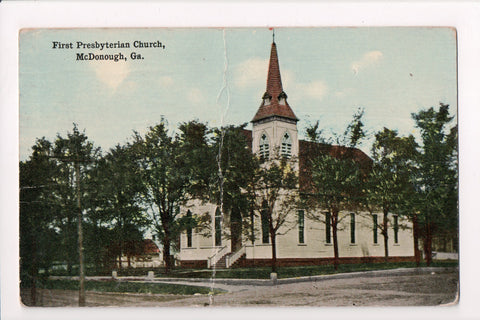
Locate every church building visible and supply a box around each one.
[177,39,415,269]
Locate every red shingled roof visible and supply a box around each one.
[252,42,298,123]
[142,239,160,254]
[298,140,372,193]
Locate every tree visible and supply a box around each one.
[310,154,363,270]
[177,120,216,200]
[365,128,418,262]
[91,144,148,270]
[305,110,367,270]
[130,120,191,273]
[51,124,100,306]
[210,124,259,251]
[20,138,60,305]
[254,155,298,273]
[411,103,458,265]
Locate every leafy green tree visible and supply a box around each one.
[310,155,362,270]
[365,128,418,262]
[211,124,259,251]
[51,125,101,276]
[130,120,191,273]
[91,144,148,270]
[20,138,60,305]
[177,120,216,200]
[254,156,298,273]
[51,124,101,306]
[305,110,367,270]
[411,103,458,265]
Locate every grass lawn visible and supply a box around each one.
[35,279,225,295]
[47,260,458,279]
[154,260,459,279]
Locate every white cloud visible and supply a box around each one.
[233,58,268,89]
[233,58,327,101]
[351,50,383,74]
[297,81,328,100]
[89,55,130,90]
[187,87,206,104]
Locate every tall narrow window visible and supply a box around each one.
[259,133,270,160]
[350,213,356,244]
[186,210,192,248]
[298,210,305,244]
[215,207,222,246]
[372,214,378,244]
[261,201,269,244]
[325,212,331,244]
[281,132,292,158]
[393,215,399,244]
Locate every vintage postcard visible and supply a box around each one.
[18,26,458,309]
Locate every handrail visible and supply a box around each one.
[207,245,228,268]
[226,246,246,268]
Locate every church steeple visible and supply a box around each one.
[252,39,298,123]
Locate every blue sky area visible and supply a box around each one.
[19,27,457,159]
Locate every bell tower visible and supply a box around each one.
[251,37,299,160]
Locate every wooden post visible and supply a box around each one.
[76,162,86,306]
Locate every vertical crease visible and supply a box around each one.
[210,28,230,306]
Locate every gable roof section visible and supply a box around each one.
[298,140,372,193]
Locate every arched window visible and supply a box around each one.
[281,132,292,158]
[262,92,272,106]
[215,207,222,246]
[259,133,270,160]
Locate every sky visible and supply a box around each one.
[19,27,457,160]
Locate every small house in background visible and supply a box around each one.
[119,239,163,268]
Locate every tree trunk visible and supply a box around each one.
[162,237,171,274]
[424,222,433,266]
[332,209,339,271]
[412,214,421,267]
[270,229,277,273]
[383,211,389,263]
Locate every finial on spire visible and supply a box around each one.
[269,27,275,43]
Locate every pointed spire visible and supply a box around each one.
[266,41,283,100]
[252,37,298,123]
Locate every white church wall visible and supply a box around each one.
[246,207,414,260]
[178,200,231,261]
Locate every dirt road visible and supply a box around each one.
[21,268,458,307]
